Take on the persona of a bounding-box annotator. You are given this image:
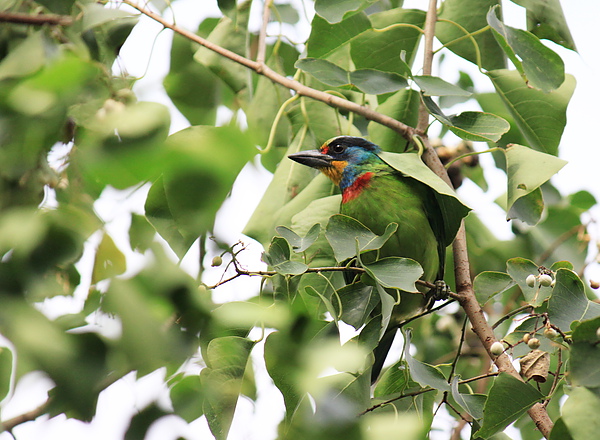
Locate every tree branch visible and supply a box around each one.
[257,0,274,64]
[1,400,49,432]
[416,0,437,134]
[121,0,415,142]
[414,2,554,437]
[0,11,72,26]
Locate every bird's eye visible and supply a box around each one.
[330,144,345,154]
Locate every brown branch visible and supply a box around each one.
[414,2,554,437]
[207,264,446,294]
[257,0,274,64]
[416,0,437,133]
[1,400,49,432]
[0,11,73,26]
[121,0,415,142]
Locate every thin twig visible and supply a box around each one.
[492,304,534,330]
[537,224,586,265]
[1,400,49,432]
[257,0,274,64]
[416,0,437,133]
[121,0,416,142]
[359,373,497,416]
[0,11,73,26]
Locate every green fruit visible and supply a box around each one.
[543,327,558,340]
[539,274,553,287]
[526,274,536,288]
[211,256,223,267]
[490,341,504,356]
[528,338,541,349]
[523,333,531,344]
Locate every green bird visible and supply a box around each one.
[288,136,448,382]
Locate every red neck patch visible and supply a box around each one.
[342,172,374,203]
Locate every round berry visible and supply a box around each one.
[526,274,536,288]
[211,256,223,267]
[539,274,553,287]
[490,341,504,356]
[528,338,541,349]
[543,327,558,340]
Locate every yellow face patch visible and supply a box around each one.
[321,160,346,185]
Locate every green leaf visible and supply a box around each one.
[413,76,472,97]
[129,213,156,253]
[0,31,49,81]
[81,3,136,32]
[404,330,450,392]
[295,58,349,87]
[314,0,376,23]
[507,187,544,226]
[276,224,321,253]
[363,257,423,292]
[217,0,237,21]
[423,96,510,142]
[504,144,567,225]
[145,125,256,258]
[306,13,371,59]
[451,376,485,420]
[487,69,575,155]
[194,4,251,93]
[548,269,600,331]
[351,9,426,74]
[295,58,408,95]
[325,214,397,262]
[201,336,255,440]
[510,0,576,51]
[349,69,408,95]
[91,233,126,284]
[164,27,221,126]
[473,271,516,304]
[263,236,309,276]
[550,417,575,440]
[487,6,564,92]
[170,375,205,422]
[570,343,600,388]
[368,89,421,153]
[476,373,544,438]
[436,0,505,70]
[561,387,600,440]
[0,347,13,401]
[334,282,378,329]
[379,152,471,248]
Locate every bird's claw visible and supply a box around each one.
[431,280,450,301]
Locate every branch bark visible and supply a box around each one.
[121,1,554,437]
[0,11,72,26]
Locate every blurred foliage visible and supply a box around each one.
[0,1,597,440]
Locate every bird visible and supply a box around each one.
[288,135,448,382]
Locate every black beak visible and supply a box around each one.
[288,150,334,169]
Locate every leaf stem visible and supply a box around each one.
[444,147,500,169]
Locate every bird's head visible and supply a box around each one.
[288,136,382,188]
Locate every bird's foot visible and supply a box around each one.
[431,280,450,301]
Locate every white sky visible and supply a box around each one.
[1,1,599,439]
